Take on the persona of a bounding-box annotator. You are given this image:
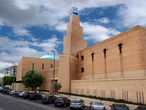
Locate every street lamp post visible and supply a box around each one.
[51,50,55,96]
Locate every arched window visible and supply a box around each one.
[42,64,44,70]
[118,43,123,54]
[91,53,94,61]
[103,48,107,58]
[81,67,84,72]
[32,62,34,70]
[81,55,84,61]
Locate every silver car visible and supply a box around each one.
[18,91,26,97]
[90,102,105,110]
[70,99,85,109]
[9,90,16,95]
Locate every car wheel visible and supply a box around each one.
[64,103,67,107]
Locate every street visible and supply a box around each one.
[0,93,59,110]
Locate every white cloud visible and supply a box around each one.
[13,27,31,36]
[81,22,120,42]
[0,73,4,78]
[55,22,67,32]
[118,0,146,27]
[0,36,61,73]
[0,0,126,35]
[53,21,120,42]
[97,17,110,24]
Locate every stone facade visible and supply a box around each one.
[16,57,59,91]
[15,13,146,104]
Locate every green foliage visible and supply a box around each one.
[22,70,44,90]
[2,76,16,85]
[54,82,62,92]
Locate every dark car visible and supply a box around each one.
[55,97,71,107]
[23,92,30,99]
[29,93,42,100]
[14,91,22,96]
[111,104,129,110]
[2,88,9,94]
[135,106,146,110]
[6,89,12,94]
[41,95,57,104]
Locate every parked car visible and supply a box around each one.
[29,93,42,100]
[7,89,12,94]
[41,95,57,104]
[89,102,105,110]
[23,92,30,99]
[55,97,71,107]
[0,87,2,92]
[18,91,26,97]
[9,90,16,95]
[70,99,85,109]
[135,105,146,110]
[2,87,9,94]
[111,104,129,110]
[14,91,22,96]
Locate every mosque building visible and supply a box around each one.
[15,8,146,104]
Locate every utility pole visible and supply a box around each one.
[51,50,55,96]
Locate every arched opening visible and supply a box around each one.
[118,43,123,54]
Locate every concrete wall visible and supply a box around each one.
[71,78,146,104]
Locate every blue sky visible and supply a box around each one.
[0,0,146,77]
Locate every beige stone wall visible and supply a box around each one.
[16,57,59,91]
[76,26,146,79]
[141,27,146,70]
[57,54,78,92]
[71,76,146,104]
[14,83,31,91]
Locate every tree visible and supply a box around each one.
[2,76,16,85]
[22,70,44,91]
[54,82,62,93]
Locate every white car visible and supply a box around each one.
[18,91,26,97]
[90,102,105,110]
[9,90,16,95]
[70,99,85,109]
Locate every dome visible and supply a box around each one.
[40,55,55,60]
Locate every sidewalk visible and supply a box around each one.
[57,94,137,110]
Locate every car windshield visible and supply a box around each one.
[30,93,34,95]
[93,102,104,105]
[72,100,80,103]
[115,107,129,110]
[56,98,63,101]
[43,96,48,98]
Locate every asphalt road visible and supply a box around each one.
[0,93,60,110]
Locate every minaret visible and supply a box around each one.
[63,7,87,55]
